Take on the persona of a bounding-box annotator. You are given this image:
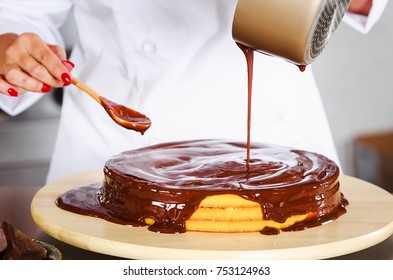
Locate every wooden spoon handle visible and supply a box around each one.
[71,77,101,103]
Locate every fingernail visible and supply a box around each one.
[41,84,52,93]
[62,60,75,69]
[61,73,72,86]
[7,88,18,97]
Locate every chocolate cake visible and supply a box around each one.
[56,139,348,235]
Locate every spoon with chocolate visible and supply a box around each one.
[71,77,152,135]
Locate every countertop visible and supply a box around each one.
[1,185,392,260]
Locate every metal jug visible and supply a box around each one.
[232,0,350,65]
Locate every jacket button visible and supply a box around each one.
[141,42,157,54]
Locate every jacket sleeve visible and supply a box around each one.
[0,0,73,116]
[343,0,388,34]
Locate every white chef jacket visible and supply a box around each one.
[0,0,388,183]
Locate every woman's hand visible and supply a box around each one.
[348,0,373,16]
[0,32,73,97]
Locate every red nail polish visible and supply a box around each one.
[61,73,72,85]
[41,84,51,93]
[63,60,75,68]
[7,88,18,97]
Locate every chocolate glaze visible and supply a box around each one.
[56,139,347,234]
[99,97,151,135]
[298,65,307,72]
[260,227,280,236]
